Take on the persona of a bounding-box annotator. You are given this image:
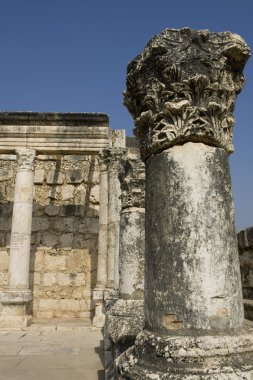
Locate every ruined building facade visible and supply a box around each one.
[0,27,253,379]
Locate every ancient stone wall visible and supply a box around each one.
[0,153,100,319]
[238,227,253,300]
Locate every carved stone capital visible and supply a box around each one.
[119,152,145,209]
[124,28,250,160]
[16,149,36,171]
[98,148,126,172]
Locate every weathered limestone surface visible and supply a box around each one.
[106,148,126,292]
[0,112,112,322]
[238,227,253,321]
[238,227,253,300]
[0,153,100,320]
[105,149,145,379]
[0,149,35,327]
[124,28,249,161]
[0,112,110,154]
[145,143,243,331]
[118,28,252,379]
[119,150,145,300]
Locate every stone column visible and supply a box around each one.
[118,150,145,301]
[0,148,36,328]
[106,148,125,295]
[106,149,145,378]
[93,151,109,327]
[117,28,253,379]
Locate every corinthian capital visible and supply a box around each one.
[119,152,145,209]
[16,149,36,171]
[124,28,250,160]
[98,148,126,172]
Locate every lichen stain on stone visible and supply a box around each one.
[162,314,183,330]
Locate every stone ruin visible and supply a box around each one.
[0,27,252,379]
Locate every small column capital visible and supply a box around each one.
[16,149,36,171]
[124,28,250,160]
[98,148,126,172]
[119,154,145,210]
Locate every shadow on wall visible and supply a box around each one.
[0,156,100,321]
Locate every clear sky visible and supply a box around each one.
[0,0,252,231]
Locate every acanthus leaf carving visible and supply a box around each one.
[124,28,250,160]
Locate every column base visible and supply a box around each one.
[0,289,32,329]
[116,327,253,379]
[108,299,144,346]
[93,288,106,328]
[106,299,144,380]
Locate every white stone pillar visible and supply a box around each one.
[0,148,36,328]
[117,28,253,379]
[93,152,109,327]
[106,148,124,294]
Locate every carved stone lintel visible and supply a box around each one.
[16,149,36,171]
[124,28,250,160]
[119,153,145,209]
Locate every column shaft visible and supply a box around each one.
[119,209,145,299]
[8,169,34,289]
[107,168,121,290]
[0,148,35,328]
[145,143,243,331]
[96,169,108,288]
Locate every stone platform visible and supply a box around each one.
[0,318,104,380]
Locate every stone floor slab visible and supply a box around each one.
[0,320,104,380]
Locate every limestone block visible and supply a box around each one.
[0,250,9,271]
[37,311,54,318]
[58,273,72,286]
[0,217,12,231]
[60,205,84,217]
[45,254,66,271]
[31,251,44,271]
[46,170,64,184]
[75,185,87,204]
[39,299,59,311]
[43,272,58,286]
[61,185,74,200]
[90,185,99,204]
[45,205,59,216]
[30,272,41,286]
[34,169,45,184]
[48,186,61,200]
[0,272,8,286]
[66,251,84,272]
[73,234,86,249]
[91,169,99,184]
[0,203,13,216]
[0,168,13,182]
[41,232,58,248]
[78,218,99,234]
[59,233,73,248]
[66,169,84,184]
[74,273,86,286]
[71,287,83,299]
[53,218,74,232]
[79,311,92,318]
[59,299,81,312]
[32,217,49,232]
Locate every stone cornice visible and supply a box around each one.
[0,112,109,126]
[124,28,250,160]
[0,112,110,154]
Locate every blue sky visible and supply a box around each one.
[0,0,252,230]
